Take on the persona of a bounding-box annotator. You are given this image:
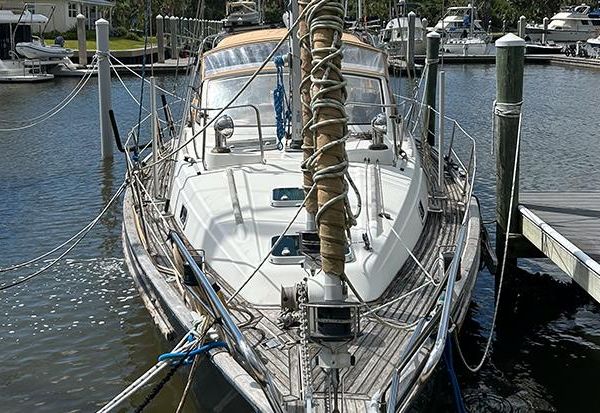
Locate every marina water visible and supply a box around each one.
[0,64,599,412]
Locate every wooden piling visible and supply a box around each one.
[96,18,113,159]
[407,12,416,74]
[518,16,526,39]
[170,16,178,58]
[76,14,87,67]
[156,14,165,63]
[494,33,525,257]
[424,31,440,146]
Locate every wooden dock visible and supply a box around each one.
[518,192,600,302]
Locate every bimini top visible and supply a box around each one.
[0,10,48,25]
[203,28,387,78]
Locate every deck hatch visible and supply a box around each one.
[271,187,304,207]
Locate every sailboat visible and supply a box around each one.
[121,0,482,411]
[434,4,493,55]
[379,1,426,57]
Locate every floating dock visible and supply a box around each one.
[519,192,600,302]
[50,57,193,77]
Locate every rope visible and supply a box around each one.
[0,181,128,291]
[454,108,523,373]
[491,100,523,155]
[0,59,97,131]
[273,55,291,150]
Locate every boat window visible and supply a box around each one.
[271,187,304,207]
[582,20,589,25]
[204,41,386,76]
[345,75,384,125]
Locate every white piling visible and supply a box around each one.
[156,14,165,63]
[542,17,549,44]
[170,16,178,58]
[96,18,113,159]
[518,16,526,39]
[437,71,445,190]
[76,13,87,67]
[151,76,159,198]
[421,18,428,42]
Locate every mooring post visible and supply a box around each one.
[542,17,549,44]
[437,70,445,190]
[495,33,525,263]
[424,31,440,146]
[170,16,178,59]
[76,13,87,67]
[407,12,416,75]
[518,16,526,39]
[96,18,113,159]
[156,14,165,63]
[421,18,428,42]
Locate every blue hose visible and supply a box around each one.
[158,341,227,364]
[444,337,469,413]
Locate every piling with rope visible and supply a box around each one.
[494,33,525,265]
[96,18,113,159]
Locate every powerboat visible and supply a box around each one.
[120,3,482,412]
[379,1,426,57]
[0,9,55,82]
[525,4,600,43]
[587,34,600,56]
[225,1,261,26]
[442,36,491,55]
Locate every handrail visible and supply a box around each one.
[169,231,284,413]
[192,103,265,169]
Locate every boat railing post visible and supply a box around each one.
[437,70,445,191]
[156,14,165,63]
[518,16,526,39]
[96,18,113,159]
[494,33,525,263]
[151,76,159,198]
[76,13,87,67]
[542,17,548,44]
[446,121,456,160]
[407,12,416,76]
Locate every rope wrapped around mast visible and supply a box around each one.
[303,0,351,277]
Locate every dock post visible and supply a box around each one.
[542,17,548,44]
[407,12,416,75]
[518,16,526,39]
[156,14,165,63]
[170,16,178,59]
[437,70,445,190]
[421,18,428,41]
[494,33,525,265]
[424,31,440,146]
[76,13,87,67]
[96,18,113,159]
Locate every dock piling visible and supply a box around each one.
[156,15,165,63]
[170,16,178,58]
[76,14,87,67]
[421,18,428,41]
[96,18,113,159]
[542,17,549,44]
[407,12,416,75]
[494,33,525,259]
[518,16,526,39]
[424,31,440,146]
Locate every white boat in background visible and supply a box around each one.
[16,38,73,60]
[442,37,491,55]
[0,9,55,82]
[526,4,600,43]
[435,4,493,55]
[587,34,600,56]
[379,1,426,57]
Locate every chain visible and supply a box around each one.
[297,282,314,404]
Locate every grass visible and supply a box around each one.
[64,37,157,51]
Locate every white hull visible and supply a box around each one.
[15,42,73,60]
[442,39,492,55]
[526,28,600,43]
[0,59,53,82]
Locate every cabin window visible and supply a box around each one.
[179,204,188,227]
[68,2,78,18]
[345,75,384,125]
[593,20,600,26]
[582,20,590,25]
[271,188,304,207]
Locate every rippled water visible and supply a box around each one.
[0,64,599,412]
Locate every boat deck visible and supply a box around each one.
[137,145,479,411]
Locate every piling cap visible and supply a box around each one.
[77,13,85,20]
[427,31,441,39]
[156,14,163,20]
[95,18,108,26]
[408,11,416,17]
[170,15,178,21]
[495,33,525,47]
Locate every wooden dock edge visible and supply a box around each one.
[519,205,600,303]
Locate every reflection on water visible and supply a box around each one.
[0,64,599,412]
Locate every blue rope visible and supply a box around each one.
[158,341,227,365]
[273,55,291,150]
[444,337,469,413]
